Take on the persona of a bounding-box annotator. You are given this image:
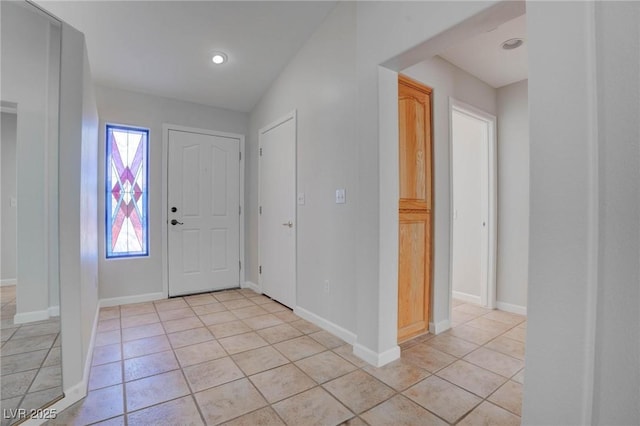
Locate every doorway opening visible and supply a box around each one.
[450,99,497,309]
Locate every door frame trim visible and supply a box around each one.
[448,98,497,309]
[161,123,245,298]
[257,110,297,304]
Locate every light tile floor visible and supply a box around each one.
[46,290,525,425]
[1,285,63,426]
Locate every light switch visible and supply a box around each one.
[297,192,305,205]
[335,188,346,204]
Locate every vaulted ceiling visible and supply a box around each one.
[36,1,337,112]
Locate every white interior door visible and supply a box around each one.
[450,100,497,308]
[259,112,296,308]
[168,129,240,296]
[451,109,487,304]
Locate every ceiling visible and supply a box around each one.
[439,14,528,88]
[35,1,337,112]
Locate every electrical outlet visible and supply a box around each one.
[323,280,330,293]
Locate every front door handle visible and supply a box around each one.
[171,219,184,226]
[282,221,293,228]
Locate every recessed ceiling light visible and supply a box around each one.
[502,38,524,50]
[211,52,227,65]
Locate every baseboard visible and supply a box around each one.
[99,292,165,308]
[353,343,400,367]
[0,278,16,286]
[496,301,527,316]
[452,290,482,305]
[48,306,60,317]
[293,306,357,345]
[243,281,261,294]
[14,309,50,324]
[18,304,101,426]
[21,379,88,425]
[429,319,451,335]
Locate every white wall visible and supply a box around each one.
[1,112,17,282]
[523,1,639,424]
[0,1,59,318]
[402,56,497,320]
[247,2,357,335]
[58,22,99,399]
[95,86,248,300]
[496,80,529,311]
[591,2,639,424]
[357,1,499,361]
[247,1,497,364]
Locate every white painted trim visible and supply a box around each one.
[496,301,527,316]
[0,279,17,286]
[294,306,357,345]
[48,306,60,317]
[0,106,17,114]
[243,280,261,294]
[20,380,87,426]
[21,302,98,426]
[99,292,165,308]
[449,98,498,310]
[10,302,99,425]
[161,124,246,298]
[353,343,400,367]
[378,67,401,350]
[258,111,297,308]
[452,291,482,306]
[429,319,451,335]
[21,303,100,425]
[14,309,50,324]
[582,3,599,423]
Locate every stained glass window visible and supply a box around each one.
[106,124,149,258]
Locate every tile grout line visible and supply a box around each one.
[83,293,525,425]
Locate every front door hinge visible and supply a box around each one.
[239,261,242,271]
[259,265,262,274]
[239,205,242,215]
[239,151,242,161]
[259,147,263,156]
[259,206,262,214]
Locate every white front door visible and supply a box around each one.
[259,112,296,308]
[168,129,240,296]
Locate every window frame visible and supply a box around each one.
[105,123,150,259]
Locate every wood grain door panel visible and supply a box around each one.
[397,74,433,343]
[398,211,432,341]
[398,75,432,211]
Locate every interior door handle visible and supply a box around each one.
[282,221,293,228]
[171,219,184,226]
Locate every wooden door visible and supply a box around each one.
[398,75,433,342]
[168,129,240,296]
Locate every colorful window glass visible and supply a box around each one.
[106,124,149,258]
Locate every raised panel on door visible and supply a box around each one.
[397,211,431,342]
[398,75,432,211]
[398,74,433,344]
